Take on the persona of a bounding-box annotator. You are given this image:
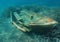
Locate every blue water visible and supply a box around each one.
[0,0,60,42]
[0,0,60,14]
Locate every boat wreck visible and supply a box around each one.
[10,8,58,32]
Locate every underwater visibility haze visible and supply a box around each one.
[0,0,60,42]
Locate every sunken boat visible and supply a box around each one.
[10,7,58,32]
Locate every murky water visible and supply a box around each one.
[0,0,60,42]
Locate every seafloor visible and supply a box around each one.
[0,6,60,42]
